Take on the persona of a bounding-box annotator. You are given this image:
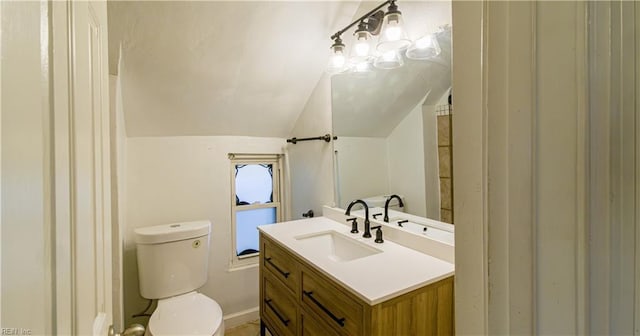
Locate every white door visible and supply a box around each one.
[52,1,113,334]
[71,1,113,334]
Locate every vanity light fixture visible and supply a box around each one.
[327,0,441,74]
[349,21,375,64]
[374,50,404,69]
[376,1,411,52]
[406,34,442,60]
[327,36,347,74]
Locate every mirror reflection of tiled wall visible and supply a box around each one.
[437,105,453,224]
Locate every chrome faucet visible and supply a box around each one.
[345,199,372,238]
[383,195,405,222]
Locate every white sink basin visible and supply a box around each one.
[294,230,382,262]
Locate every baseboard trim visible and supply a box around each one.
[223,306,259,330]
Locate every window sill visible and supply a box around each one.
[228,262,259,273]
[238,252,259,259]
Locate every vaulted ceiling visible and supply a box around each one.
[107,1,451,138]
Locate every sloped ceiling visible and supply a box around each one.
[332,28,451,137]
[107,1,451,138]
[108,1,360,137]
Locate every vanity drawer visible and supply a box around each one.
[262,235,299,294]
[300,309,340,336]
[263,272,298,336]
[300,268,364,336]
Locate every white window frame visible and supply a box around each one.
[228,153,284,269]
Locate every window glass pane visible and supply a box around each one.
[235,164,273,205]
[236,207,277,256]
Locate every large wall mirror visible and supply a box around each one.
[332,2,452,223]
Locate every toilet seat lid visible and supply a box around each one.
[149,292,223,336]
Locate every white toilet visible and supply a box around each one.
[135,220,225,336]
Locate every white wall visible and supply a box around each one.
[0,2,3,322]
[0,1,52,333]
[124,136,285,326]
[588,2,639,334]
[535,3,588,333]
[452,1,640,334]
[451,1,491,333]
[288,75,335,219]
[333,137,389,209]
[387,103,427,217]
[110,74,127,331]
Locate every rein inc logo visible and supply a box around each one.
[1,328,31,335]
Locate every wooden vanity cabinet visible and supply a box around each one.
[299,263,367,335]
[259,233,454,336]
[300,309,340,336]
[262,272,298,336]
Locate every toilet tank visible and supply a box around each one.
[135,221,211,299]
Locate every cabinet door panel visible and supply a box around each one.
[300,310,340,336]
[300,268,364,336]
[262,236,299,294]
[263,273,298,336]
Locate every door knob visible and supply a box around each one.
[108,325,120,336]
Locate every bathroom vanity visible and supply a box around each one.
[258,216,454,336]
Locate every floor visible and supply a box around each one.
[225,320,272,336]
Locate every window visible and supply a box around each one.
[229,153,284,268]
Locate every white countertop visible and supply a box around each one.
[258,217,455,305]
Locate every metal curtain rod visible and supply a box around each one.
[286,134,338,145]
[330,0,393,40]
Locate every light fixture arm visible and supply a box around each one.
[330,0,394,40]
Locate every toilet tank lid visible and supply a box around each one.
[135,221,211,245]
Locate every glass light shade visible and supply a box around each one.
[406,34,442,60]
[377,12,411,52]
[349,30,374,63]
[327,44,348,74]
[352,60,373,73]
[374,50,404,69]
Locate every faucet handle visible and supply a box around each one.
[346,217,359,234]
[372,213,383,219]
[371,226,384,244]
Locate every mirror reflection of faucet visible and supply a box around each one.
[397,219,409,227]
[383,194,405,222]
